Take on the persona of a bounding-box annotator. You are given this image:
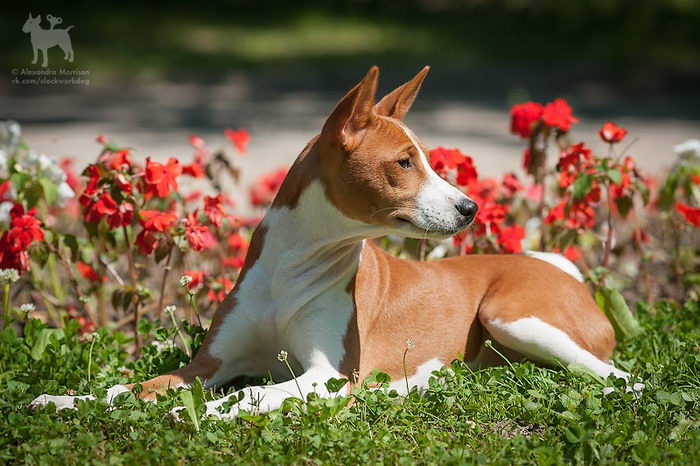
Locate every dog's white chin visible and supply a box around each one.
[390,218,470,240]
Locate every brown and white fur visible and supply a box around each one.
[30,67,640,418]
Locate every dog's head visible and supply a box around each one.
[22,13,41,33]
[317,66,477,239]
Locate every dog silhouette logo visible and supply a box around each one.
[22,13,74,68]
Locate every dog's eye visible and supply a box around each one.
[397,157,413,169]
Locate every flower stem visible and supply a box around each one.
[402,347,410,395]
[2,283,10,329]
[156,244,174,323]
[603,181,614,268]
[122,225,141,356]
[167,310,191,358]
[283,360,304,399]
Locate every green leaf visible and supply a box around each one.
[38,178,58,205]
[573,173,593,200]
[615,196,633,219]
[179,390,200,431]
[30,328,63,361]
[595,287,644,340]
[607,168,622,185]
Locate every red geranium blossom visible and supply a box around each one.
[208,277,234,302]
[183,270,205,288]
[429,147,478,187]
[250,168,288,207]
[676,202,700,227]
[599,122,627,144]
[109,150,133,171]
[557,143,593,188]
[135,229,160,255]
[181,211,209,251]
[542,98,579,132]
[183,161,205,178]
[502,173,523,197]
[203,195,226,227]
[108,202,134,229]
[77,261,105,283]
[138,210,177,232]
[497,225,525,253]
[143,157,182,199]
[225,128,250,154]
[510,101,543,138]
[0,204,44,273]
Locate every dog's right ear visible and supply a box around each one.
[321,66,379,149]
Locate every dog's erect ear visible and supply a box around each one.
[374,66,430,120]
[321,66,379,148]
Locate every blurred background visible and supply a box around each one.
[2,0,699,201]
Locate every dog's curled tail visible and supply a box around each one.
[65,25,74,31]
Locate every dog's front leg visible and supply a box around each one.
[171,366,345,421]
[31,46,38,64]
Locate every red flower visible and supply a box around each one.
[557,143,593,188]
[182,211,209,250]
[139,210,177,232]
[96,134,108,145]
[676,202,700,227]
[0,204,44,273]
[114,173,132,195]
[497,225,525,253]
[510,102,543,138]
[250,168,289,207]
[227,232,248,254]
[183,270,205,288]
[477,201,508,226]
[188,134,207,150]
[542,98,579,132]
[691,174,700,185]
[183,162,205,178]
[599,122,627,144]
[83,192,117,223]
[225,128,250,154]
[545,201,566,225]
[203,195,226,227]
[502,173,523,197]
[563,246,580,262]
[135,230,159,255]
[108,202,134,229]
[77,261,105,283]
[143,157,181,199]
[59,158,81,192]
[224,255,246,269]
[429,147,478,187]
[208,277,234,302]
[109,150,133,171]
[6,204,44,249]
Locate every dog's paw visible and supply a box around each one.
[29,394,87,411]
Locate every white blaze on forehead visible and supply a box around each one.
[391,119,467,198]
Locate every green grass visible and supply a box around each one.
[1,300,699,464]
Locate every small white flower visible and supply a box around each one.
[179,275,193,287]
[164,305,177,314]
[19,303,35,313]
[0,269,20,283]
[674,139,700,158]
[406,338,415,349]
[277,350,288,362]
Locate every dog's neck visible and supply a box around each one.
[240,149,380,323]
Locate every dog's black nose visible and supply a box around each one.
[455,199,478,221]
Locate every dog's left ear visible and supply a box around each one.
[374,66,430,120]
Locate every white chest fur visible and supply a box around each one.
[207,181,377,383]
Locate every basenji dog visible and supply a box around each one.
[30,66,639,419]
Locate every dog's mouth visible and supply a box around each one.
[393,215,471,239]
